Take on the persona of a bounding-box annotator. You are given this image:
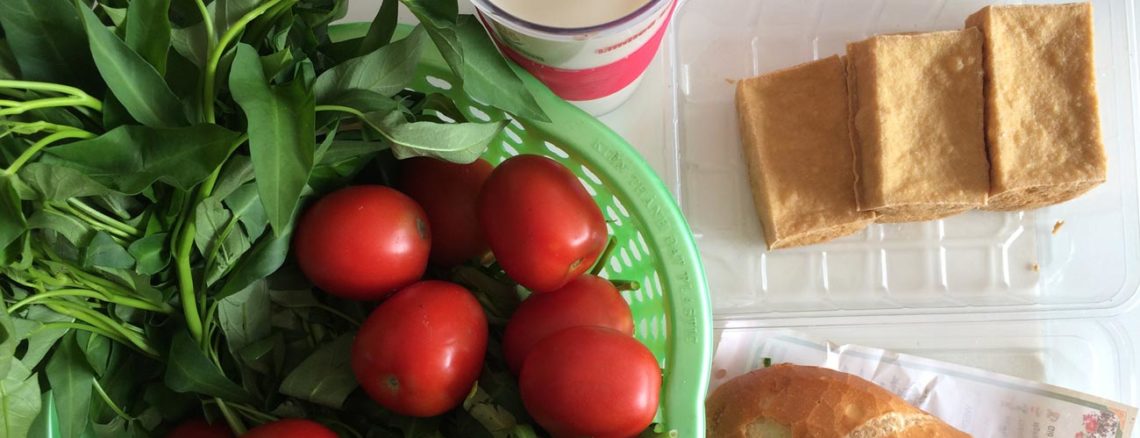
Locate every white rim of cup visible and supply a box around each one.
[469,0,671,40]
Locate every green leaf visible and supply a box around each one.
[11,307,72,370]
[127,233,169,275]
[125,0,172,74]
[0,39,19,80]
[82,231,135,270]
[41,124,243,194]
[260,49,295,79]
[230,44,316,237]
[317,141,389,165]
[209,156,256,202]
[224,183,268,242]
[16,162,111,201]
[358,0,400,55]
[170,23,209,68]
[27,210,92,246]
[279,334,358,409]
[452,16,547,121]
[399,0,458,28]
[164,331,256,404]
[27,390,59,438]
[0,0,99,91]
[314,26,425,103]
[362,111,505,163]
[45,333,95,438]
[0,359,41,438]
[217,222,293,299]
[79,5,186,128]
[217,281,271,357]
[76,331,114,377]
[0,174,26,250]
[400,3,547,121]
[214,0,261,35]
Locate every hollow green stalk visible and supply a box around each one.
[2,129,96,176]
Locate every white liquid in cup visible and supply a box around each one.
[487,0,652,28]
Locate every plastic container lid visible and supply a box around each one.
[662,0,1140,418]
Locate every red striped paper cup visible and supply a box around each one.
[472,0,677,115]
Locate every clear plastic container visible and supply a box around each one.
[661,0,1140,420]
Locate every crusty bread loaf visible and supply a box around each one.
[706,365,970,438]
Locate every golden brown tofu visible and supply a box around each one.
[846,30,990,223]
[735,56,875,249]
[966,3,1106,210]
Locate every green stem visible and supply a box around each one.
[315,104,366,117]
[0,96,102,117]
[92,380,132,421]
[35,322,128,344]
[2,129,96,176]
[0,80,102,108]
[67,199,141,236]
[176,224,204,341]
[202,0,292,123]
[589,236,618,276]
[46,302,160,358]
[0,121,96,137]
[175,134,246,344]
[224,403,278,424]
[216,398,247,435]
[52,203,135,240]
[7,289,106,313]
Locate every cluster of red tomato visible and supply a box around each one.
[170,155,662,437]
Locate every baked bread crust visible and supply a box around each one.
[707,365,971,438]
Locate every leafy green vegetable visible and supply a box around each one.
[82,231,135,270]
[230,44,315,237]
[315,26,426,104]
[45,333,95,438]
[125,0,173,74]
[0,174,26,249]
[0,0,99,92]
[1,0,577,436]
[79,5,186,128]
[42,124,243,194]
[127,233,169,275]
[164,331,255,404]
[278,334,358,409]
[401,1,548,122]
[16,163,111,201]
[363,110,506,163]
[358,0,401,56]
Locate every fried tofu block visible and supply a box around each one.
[966,3,1106,210]
[846,30,990,223]
[735,56,874,249]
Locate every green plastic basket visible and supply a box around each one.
[331,23,712,437]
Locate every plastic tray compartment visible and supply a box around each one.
[665,0,1140,319]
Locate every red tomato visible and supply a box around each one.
[398,157,493,267]
[352,281,488,417]
[503,275,633,374]
[242,419,337,438]
[293,185,430,300]
[166,419,233,438]
[520,326,660,438]
[478,155,607,292]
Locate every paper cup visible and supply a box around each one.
[472,0,677,115]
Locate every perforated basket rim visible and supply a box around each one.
[329,23,712,436]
